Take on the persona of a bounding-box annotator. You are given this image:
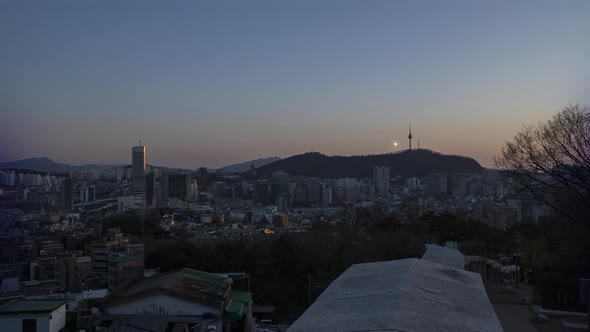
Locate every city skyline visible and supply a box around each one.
[0,137,484,171]
[2,1,589,168]
[2,2,590,331]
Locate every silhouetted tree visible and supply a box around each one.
[496,104,590,223]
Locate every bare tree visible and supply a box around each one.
[495,104,590,223]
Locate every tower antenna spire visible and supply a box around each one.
[408,122,413,150]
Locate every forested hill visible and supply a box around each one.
[256,149,483,178]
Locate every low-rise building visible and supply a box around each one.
[90,232,129,279]
[0,299,67,332]
[99,268,254,331]
[56,256,92,292]
[107,244,144,291]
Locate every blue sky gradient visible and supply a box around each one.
[1,0,589,168]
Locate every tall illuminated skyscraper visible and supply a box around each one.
[132,141,146,205]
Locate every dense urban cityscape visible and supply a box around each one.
[2,120,589,331]
[2,1,590,332]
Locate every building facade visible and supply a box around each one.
[62,176,73,212]
[107,244,145,291]
[373,166,390,196]
[161,172,192,205]
[131,144,147,206]
[0,299,67,332]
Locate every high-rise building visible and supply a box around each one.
[255,181,272,204]
[276,193,288,213]
[295,185,307,203]
[146,171,156,207]
[212,181,227,199]
[80,186,89,203]
[373,166,390,196]
[307,178,322,203]
[62,176,73,212]
[132,142,147,206]
[190,179,198,201]
[161,172,192,205]
[197,167,208,188]
[271,171,289,200]
[405,177,421,192]
[448,174,468,197]
[426,173,448,197]
[88,185,96,202]
[0,170,15,186]
[323,186,333,206]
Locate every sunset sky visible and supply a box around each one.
[1,0,589,168]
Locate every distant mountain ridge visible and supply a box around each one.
[256,149,483,178]
[0,157,124,172]
[1,151,482,177]
[217,156,281,173]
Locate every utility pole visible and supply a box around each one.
[308,273,312,307]
[580,279,590,330]
[512,252,521,288]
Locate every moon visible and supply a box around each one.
[393,142,398,147]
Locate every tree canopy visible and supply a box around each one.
[496,104,590,222]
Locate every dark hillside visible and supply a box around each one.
[256,149,483,178]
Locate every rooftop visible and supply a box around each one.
[77,256,91,263]
[288,258,502,332]
[102,268,252,321]
[422,244,466,269]
[0,299,67,315]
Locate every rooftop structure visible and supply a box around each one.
[0,299,67,332]
[288,258,502,332]
[100,268,254,331]
[0,299,67,315]
[422,243,466,270]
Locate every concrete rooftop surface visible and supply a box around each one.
[288,258,503,332]
[422,244,466,270]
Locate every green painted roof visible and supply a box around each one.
[0,299,67,315]
[223,288,253,321]
[182,269,228,286]
[230,288,252,304]
[224,300,245,321]
[181,269,229,297]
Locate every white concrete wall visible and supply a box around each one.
[49,305,66,332]
[0,305,65,332]
[105,294,221,316]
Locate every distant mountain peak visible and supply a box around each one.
[0,157,124,172]
[217,156,282,173]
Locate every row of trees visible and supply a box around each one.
[144,222,423,317]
